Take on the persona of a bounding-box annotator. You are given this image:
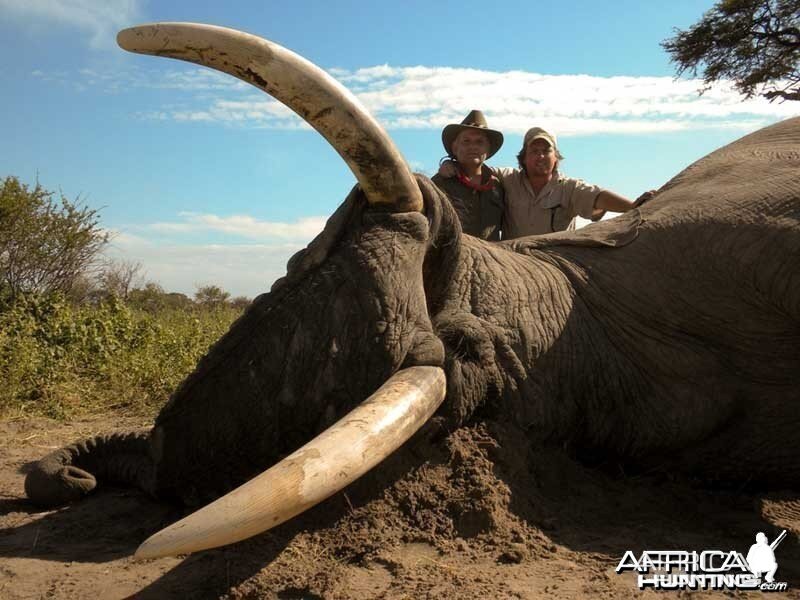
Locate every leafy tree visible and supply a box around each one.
[230,295,252,310]
[163,292,193,310]
[128,282,169,313]
[0,176,109,301]
[127,283,197,312]
[97,258,144,300]
[67,274,96,305]
[194,284,230,308]
[662,0,800,101]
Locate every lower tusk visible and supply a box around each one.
[134,365,446,559]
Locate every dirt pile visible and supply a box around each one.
[228,422,554,599]
[2,416,800,598]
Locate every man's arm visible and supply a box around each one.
[437,160,518,181]
[593,189,657,218]
[437,160,458,178]
[595,190,635,213]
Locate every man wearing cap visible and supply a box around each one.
[432,110,505,241]
[438,126,656,239]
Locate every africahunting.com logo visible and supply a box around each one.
[616,530,789,591]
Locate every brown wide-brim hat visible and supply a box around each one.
[442,110,504,159]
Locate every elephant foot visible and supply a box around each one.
[433,311,525,426]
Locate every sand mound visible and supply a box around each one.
[3,416,800,598]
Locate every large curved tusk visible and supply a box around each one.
[135,366,446,559]
[117,23,422,212]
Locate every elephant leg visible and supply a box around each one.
[432,310,525,426]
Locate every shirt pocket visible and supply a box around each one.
[550,206,575,232]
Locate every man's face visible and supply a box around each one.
[452,130,491,168]
[524,138,557,177]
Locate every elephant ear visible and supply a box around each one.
[505,209,642,254]
[271,185,364,293]
[517,116,800,253]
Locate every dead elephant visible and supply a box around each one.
[25,23,800,559]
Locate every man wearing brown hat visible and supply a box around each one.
[496,127,655,238]
[432,110,505,241]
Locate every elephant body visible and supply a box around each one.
[434,117,799,486]
[26,117,800,511]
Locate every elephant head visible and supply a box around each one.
[26,23,455,558]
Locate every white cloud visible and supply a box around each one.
[146,96,310,128]
[34,64,252,96]
[32,48,799,133]
[337,67,799,135]
[146,212,327,240]
[407,159,427,172]
[120,64,799,135]
[105,212,329,298]
[105,233,303,298]
[96,66,250,93]
[104,212,328,297]
[1,0,144,49]
[153,69,250,91]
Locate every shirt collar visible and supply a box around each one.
[522,168,563,208]
[456,167,498,192]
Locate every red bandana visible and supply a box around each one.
[456,171,497,192]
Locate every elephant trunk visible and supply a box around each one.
[25,430,156,508]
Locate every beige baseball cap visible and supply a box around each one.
[523,127,558,151]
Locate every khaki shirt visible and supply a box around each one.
[495,167,605,239]
[432,172,505,241]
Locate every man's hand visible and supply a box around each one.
[634,189,657,208]
[438,160,458,178]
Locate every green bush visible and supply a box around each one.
[0,293,242,419]
[0,176,108,301]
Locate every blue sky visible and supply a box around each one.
[2,0,798,298]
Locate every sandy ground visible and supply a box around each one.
[2,414,800,599]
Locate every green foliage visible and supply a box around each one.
[0,293,243,419]
[194,284,231,307]
[96,258,143,301]
[230,295,252,310]
[0,176,109,301]
[0,175,254,419]
[125,283,197,314]
[663,0,800,102]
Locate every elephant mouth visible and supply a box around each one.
[118,23,447,558]
[135,366,445,559]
